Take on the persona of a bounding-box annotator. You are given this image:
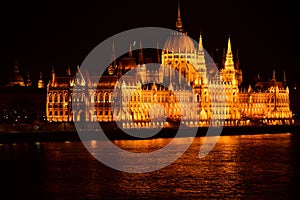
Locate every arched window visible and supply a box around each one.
[54,93,58,103]
[94,93,97,102]
[105,93,109,102]
[49,93,52,102]
[59,93,63,103]
[197,94,200,102]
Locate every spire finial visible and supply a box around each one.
[227,35,232,55]
[176,1,183,32]
[198,33,203,52]
[283,70,286,82]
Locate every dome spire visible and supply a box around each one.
[176,1,183,32]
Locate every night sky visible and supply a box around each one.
[0,0,299,87]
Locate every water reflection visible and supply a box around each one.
[0,133,299,199]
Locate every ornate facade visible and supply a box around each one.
[46,3,293,127]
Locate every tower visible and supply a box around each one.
[220,36,238,85]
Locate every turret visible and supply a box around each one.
[51,65,55,86]
[129,42,133,57]
[67,65,71,76]
[272,69,276,82]
[26,72,32,86]
[283,70,287,87]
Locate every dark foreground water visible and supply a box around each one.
[1,133,300,199]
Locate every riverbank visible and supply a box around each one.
[1,122,300,144]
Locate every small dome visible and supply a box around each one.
[163,32,196,53]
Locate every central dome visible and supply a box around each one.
[163,32,196,53]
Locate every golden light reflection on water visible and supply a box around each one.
[0,133,298,199]
[112,137,195,153]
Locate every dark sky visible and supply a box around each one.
[0,0,299,86]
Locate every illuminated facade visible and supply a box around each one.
[46,4,293,127]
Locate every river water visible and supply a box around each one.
[1,133,300,199]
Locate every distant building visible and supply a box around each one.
[46,3,293,127]
[0,61,46,124]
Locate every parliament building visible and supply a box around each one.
[45,4,293,128]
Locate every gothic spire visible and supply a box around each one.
[272,69,276,82]
[111,41,116,67]
[67,65,71,76]
[224,35,234,69]
[198,33,206,72]
[157,42,161,64]
[129,42,133,57]
[138,40,144,64]
[51,65,55,85]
